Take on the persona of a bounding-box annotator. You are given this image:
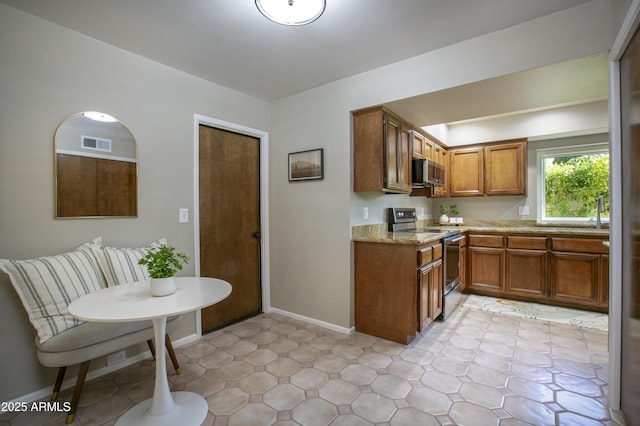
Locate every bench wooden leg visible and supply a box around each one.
[65,360,90,425]
[147,339,156,360]
[51,366,66,401]
[148,336,181,374]
[147,334,182,374]
[165,334,181,375]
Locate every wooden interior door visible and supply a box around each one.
[199,125,261,332]
[620,24,640,424]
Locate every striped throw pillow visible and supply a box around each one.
[0,241,107,343]
[91,238,167,287]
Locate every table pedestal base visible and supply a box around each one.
[115,391,208,426]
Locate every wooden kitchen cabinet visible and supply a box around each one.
[469,246,504,295]
[385,116,412,193]
[354,240,443,344]
[433,145,444,165]
[449,147,484,197]
[550,237,609,311]
[504,236,547,298]
[419,259,443,331]
[459,234,468,291]
[464,232,609,313]
[484,140,527,196]
[423,136,434,161]
[411,131,439,162]
[353,107,411,194]
[449,139,527,197]
[550,251,600,307]
[411,130,426,159]
[467,234,505,294]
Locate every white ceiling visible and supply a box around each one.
[386,51,609,128]
[1,0,598,105]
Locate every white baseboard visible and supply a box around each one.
[268,307,355,335]
[9,332,200,405]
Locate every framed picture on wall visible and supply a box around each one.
[288,148,324,181]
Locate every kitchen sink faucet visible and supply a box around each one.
[596,195,605,229]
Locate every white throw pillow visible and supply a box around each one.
[0,238,106,343]
[91,238,167,287]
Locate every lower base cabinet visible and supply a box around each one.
[550,252,599,304]
[354,240,443,344]
[505,249,547,298]
[466,233,609,313]
[550,237,609,311]
[419,259,443,331]
[468,246,504,294]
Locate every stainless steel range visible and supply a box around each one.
[388,208,465,320]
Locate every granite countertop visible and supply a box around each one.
[352,221,610,245]
[352,228,444,245]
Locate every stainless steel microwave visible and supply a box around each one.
[412,158,445,187]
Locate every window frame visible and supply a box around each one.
[536,142,609,224]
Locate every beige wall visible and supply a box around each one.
[0,5,269,402]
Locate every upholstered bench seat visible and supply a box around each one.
[36,316,180,367]
[0,237,184,424]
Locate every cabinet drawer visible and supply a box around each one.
[432,243,443,260]
[507,236,547,250]
[551,237,609,254]
[418,246,432,267]
[468,235,504,248]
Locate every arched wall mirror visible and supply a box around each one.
[54,111,138,218]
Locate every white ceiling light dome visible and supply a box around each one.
[256,0,326,26]
[83,111,118,123]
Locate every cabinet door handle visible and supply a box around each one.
[252,231,261,240]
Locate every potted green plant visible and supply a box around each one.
[138,244,190,296]
[439,204,459,224]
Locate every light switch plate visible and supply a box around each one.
[518,205,530,216]
[363,207,368,219]
[179,208,189,223]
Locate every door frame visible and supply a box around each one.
[192,114,270,336]
[608,0,640,411]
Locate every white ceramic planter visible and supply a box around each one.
[439,214,449,225]
[150,276,177,297]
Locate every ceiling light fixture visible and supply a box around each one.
[255,0,325,26]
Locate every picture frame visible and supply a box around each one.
[288,148,324,181]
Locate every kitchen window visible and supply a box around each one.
[537,143,609,223]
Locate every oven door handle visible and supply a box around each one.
[448,235,465,243]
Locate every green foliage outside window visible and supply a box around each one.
[544,153,609,219]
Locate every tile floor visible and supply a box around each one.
[2,303,618,426]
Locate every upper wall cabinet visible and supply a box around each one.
[411,130,438,161]
[484,140,527,196]
[55,111,138,218]
[450,147,484,197]
[353,107,412,194]
[411,130,427,159]
[449,139,527,197]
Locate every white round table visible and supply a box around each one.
[68,277,232,426]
